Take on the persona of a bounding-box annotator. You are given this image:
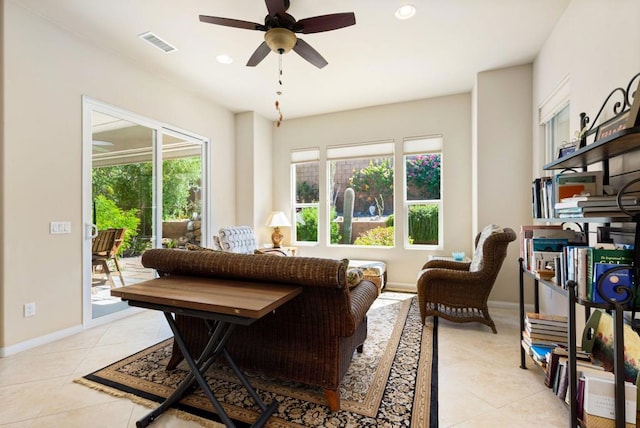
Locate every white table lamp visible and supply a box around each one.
[266,211,291,248]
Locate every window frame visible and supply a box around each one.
[326,141,395,248]
[539,76,571,165]
[403,136,443,250]
[291,148,320,245]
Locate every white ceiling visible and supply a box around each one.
[15,0,570,121]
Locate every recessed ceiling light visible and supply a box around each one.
[216,54,233,64]
[395,4,416,20]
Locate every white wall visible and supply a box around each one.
[474,64,533,303]
[272,94,472,289]
[234,111,274,244]
[533,0,640,316]
[1,1,236,350]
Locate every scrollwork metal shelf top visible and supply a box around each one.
[543,126,640,170]
[544,71,640,171]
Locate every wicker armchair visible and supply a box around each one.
[417,225,516,333]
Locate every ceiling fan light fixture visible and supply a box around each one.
[395,4,416,20]
[264,28,297,54]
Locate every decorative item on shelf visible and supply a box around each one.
[451,251,465,261]
[537,268,556,281]
[265,211,291,248]
[579,72,640,147]
[557,141,577,159]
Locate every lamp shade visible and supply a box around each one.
[266,211,291,228]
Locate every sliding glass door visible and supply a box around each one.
[83,98,209,323]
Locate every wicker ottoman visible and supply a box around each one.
[348,260,386,295]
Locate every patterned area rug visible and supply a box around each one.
[76,295,436,427]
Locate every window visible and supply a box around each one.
[539,76,571,164]
[327,141,395,246]
[291,149,320,243]
[544,103,570,163]
[404,136,442,247]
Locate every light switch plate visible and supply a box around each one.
[50,221,71,234]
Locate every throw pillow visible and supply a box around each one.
[469,224,504,272]
[346,267,364,289]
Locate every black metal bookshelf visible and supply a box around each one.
[522,72,640,428]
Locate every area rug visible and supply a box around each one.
[76,295,437,427]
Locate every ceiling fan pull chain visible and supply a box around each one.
[275,53,284,127]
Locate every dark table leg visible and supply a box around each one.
[136,312,278,428]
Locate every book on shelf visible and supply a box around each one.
[556,360,570,401]
[577,377,585,420]
[519,225,584,272]
[587,248,634,301]
[525,328,567,341]
[558,247,634,301]
[525,322,567,334]
[583,375,637,425]
[531,238,569,252]
[552,345,592,361]
[529,344,555,363]
[592,262,634,304]
[522,330,567,347]
[532,178,543,219]
[531,177,555,219]
[555,193,640,209]
[557,210,636,219]
[525,312,568,326]
[544,348,562,388]
[556,205,640,214]
[554,171,604,201]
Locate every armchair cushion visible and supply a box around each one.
[469,224,504,272]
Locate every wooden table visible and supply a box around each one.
[112,275,302,428]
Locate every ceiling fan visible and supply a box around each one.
[199,0,356,69]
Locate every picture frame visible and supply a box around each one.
[557,144,576,159]
[595,111,630,141]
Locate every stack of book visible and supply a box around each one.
[523,312,568,348]
[554,193,640,218]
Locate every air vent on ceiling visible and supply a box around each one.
[138,31,177,53]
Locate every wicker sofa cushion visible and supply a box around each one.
[469,224,504,272]
[141,248,346,288]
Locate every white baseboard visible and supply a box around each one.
[383,282,417,293]
[0,306,143,358]
[0,324,83,357]
[384,283,534,313]
[488,299,534,312]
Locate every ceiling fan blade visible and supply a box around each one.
[246,41,272,67]
[199,15,262,31]
[297,13,356,34]
[292,39,328,69]
[265,0,288,16]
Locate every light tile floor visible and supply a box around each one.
[0,297,568,427]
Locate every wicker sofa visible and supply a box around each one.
[140,248,378,412]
